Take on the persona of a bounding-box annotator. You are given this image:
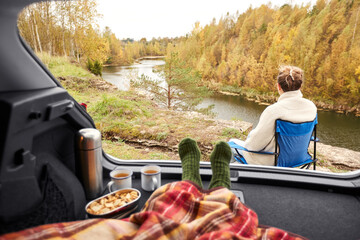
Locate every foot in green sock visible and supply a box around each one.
[178,138,203,188]
[209,141,232,189]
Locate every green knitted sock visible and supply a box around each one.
[209,141,232,189]
[178,138,203,188]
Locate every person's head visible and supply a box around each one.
[277,65,304,94]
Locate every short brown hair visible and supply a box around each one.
[277,65,304,92]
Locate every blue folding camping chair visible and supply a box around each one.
[228,117,319,170]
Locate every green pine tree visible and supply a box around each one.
[132,52,214,114]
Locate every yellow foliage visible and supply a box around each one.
[356,66,360,80]
[169,0,360,106]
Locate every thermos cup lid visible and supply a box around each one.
[77,128,102,150]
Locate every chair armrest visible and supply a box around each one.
[228,141,278,155]
[311,136,320,142]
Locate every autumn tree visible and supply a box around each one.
[169,0,360,107]
[132,52,213,112]
[18,0,109,65]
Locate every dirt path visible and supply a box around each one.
[312,142,360,172]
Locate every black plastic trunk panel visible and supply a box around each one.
[101,170,360,240]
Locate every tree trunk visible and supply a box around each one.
[28,9,38,52]
[33,13,42,53]
[168,85,171,109]
[76,43,80,63]
[61,3,67,56]
[351,7,360,48]
[63,33,67,56]
[67,1,75,58]
[45,1,52,55]
[167,62,172,109]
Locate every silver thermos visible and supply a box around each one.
[76,128,103,199]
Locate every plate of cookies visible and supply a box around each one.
[85,188,141,218]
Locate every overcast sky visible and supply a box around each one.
[96,0,317,40]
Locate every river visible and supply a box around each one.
[102,58,360,152]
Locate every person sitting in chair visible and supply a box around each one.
[229,65,317,166]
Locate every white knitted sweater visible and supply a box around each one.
[242,90,317,166]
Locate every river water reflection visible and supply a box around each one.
[102,59,165,90]
[103,59,360,152]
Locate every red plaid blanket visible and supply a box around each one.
[1,181,306,240]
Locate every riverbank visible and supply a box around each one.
[103,56,165,67]
[59,73,359,173]
[60,76,250,158]
[217,86,360,117]
[101,60,360,117]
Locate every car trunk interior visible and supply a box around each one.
[103,163,360,240]
[0,66,360,240]
[0,0,360,239]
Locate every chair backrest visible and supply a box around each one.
[275,117,317,167]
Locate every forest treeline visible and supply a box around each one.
[17,0,167,68]
[17,0,360,107]
[169,0,360,107]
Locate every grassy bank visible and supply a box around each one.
[38,52,93,78]
[39,53,248,161]
[62,77,248,161]
[39,52,172,160]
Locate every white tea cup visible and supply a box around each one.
[107,169,132,192]
[141,165,161,191]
